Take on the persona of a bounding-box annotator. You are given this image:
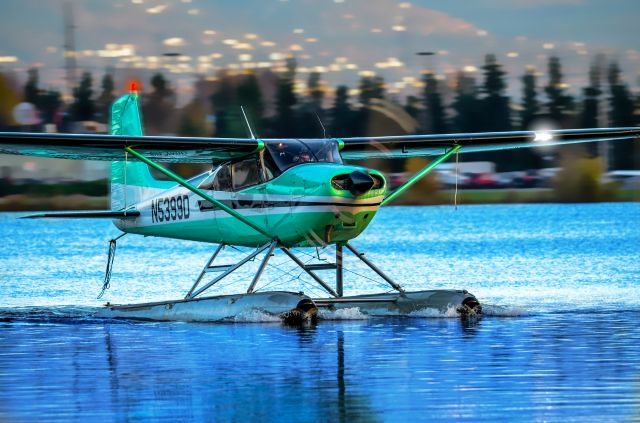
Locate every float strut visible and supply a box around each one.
[246,239,278,294]
[189,242,273,299]
[280,247,339,298]
[345,243,404,293]
[185,244,225,299]
[336,244,344,297]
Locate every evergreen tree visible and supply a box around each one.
[372,76,385,100]
[544,56,574,127]
[236,72,264,135]
[97,73,116,123]
[307,71,324,112]
[71,72,95,122]
[358,75,385,107]
[513,69,545,170]
[481,54,511,131]
[297,71,327,138]
[330,85,353,137]
[404,95,420,120]
[143,73,176,134]
[273,57,298,137]
[422,72,447,133]
[607,62,635,126]
[210,70,237,137]
[39,90,61,124]
[580,62,602,129]
[578,61,604,158]
[452,71,482,132]
[607,62,637,169]
[355,75,385,135]
[520,68,539,130]
[24,68,40,106]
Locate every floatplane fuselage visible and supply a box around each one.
[118,148,386,248]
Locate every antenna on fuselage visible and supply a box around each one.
[315,112,328,138]
[240,106,256,140]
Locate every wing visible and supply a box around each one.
[339,127,639,160]
[0,132,260,163]
[1,127,637,163]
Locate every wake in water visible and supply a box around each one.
[480,304,528,317]
[406,304,527,318]
[0,303,527,324]
[0,306,103,323]
[318,307,369,320]
[318,304,527,320]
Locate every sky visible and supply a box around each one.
[0,0,638,102]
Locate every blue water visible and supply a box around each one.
[1,203,639,421]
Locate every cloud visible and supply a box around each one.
[328,0,480,37]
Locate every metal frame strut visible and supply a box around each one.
[185,244,226,299]
[187,241,275,299]
[184,241,403,300]
[345,243,404,293]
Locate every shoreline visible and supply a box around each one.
[0,188,638,212]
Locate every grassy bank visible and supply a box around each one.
[0,195,109,211]
[0,188,637,212]
[392,187,639,206]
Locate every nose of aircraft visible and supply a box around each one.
[346,170,375,196]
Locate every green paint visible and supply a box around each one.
[125,146,272,239]
[336,138,345,150]
[118,162,385,247]
[255,139,265,152]
[126,207,380,248]
[381,145,460,206]
[110,93,174,211]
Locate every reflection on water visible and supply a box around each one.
[0,203,639,421]
[0,312,639,421]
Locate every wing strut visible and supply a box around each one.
[124,147,273,239]
[381,144,460,206]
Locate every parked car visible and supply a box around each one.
[466,172,497,189]
[512,170,541,188]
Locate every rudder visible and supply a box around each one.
[110,92,173,210]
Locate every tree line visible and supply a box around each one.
[11,53,640,170]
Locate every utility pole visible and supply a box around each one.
[63,0,78,97]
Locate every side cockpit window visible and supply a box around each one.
[232,156,260,190]
[197,154,262,192]
[197,171,216,191]
[214,164,232,191]
[197,165,232,191]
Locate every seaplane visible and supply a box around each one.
[0,86,637,323]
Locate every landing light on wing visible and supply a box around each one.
[534,130,553,142]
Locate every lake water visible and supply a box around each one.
[1,203,639,421]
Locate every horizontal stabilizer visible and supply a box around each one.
[20,210,140,219]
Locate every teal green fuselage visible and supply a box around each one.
[115,163,386,247]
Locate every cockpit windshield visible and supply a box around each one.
[264,139,342,173]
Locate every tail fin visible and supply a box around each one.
[110,92,173,210]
